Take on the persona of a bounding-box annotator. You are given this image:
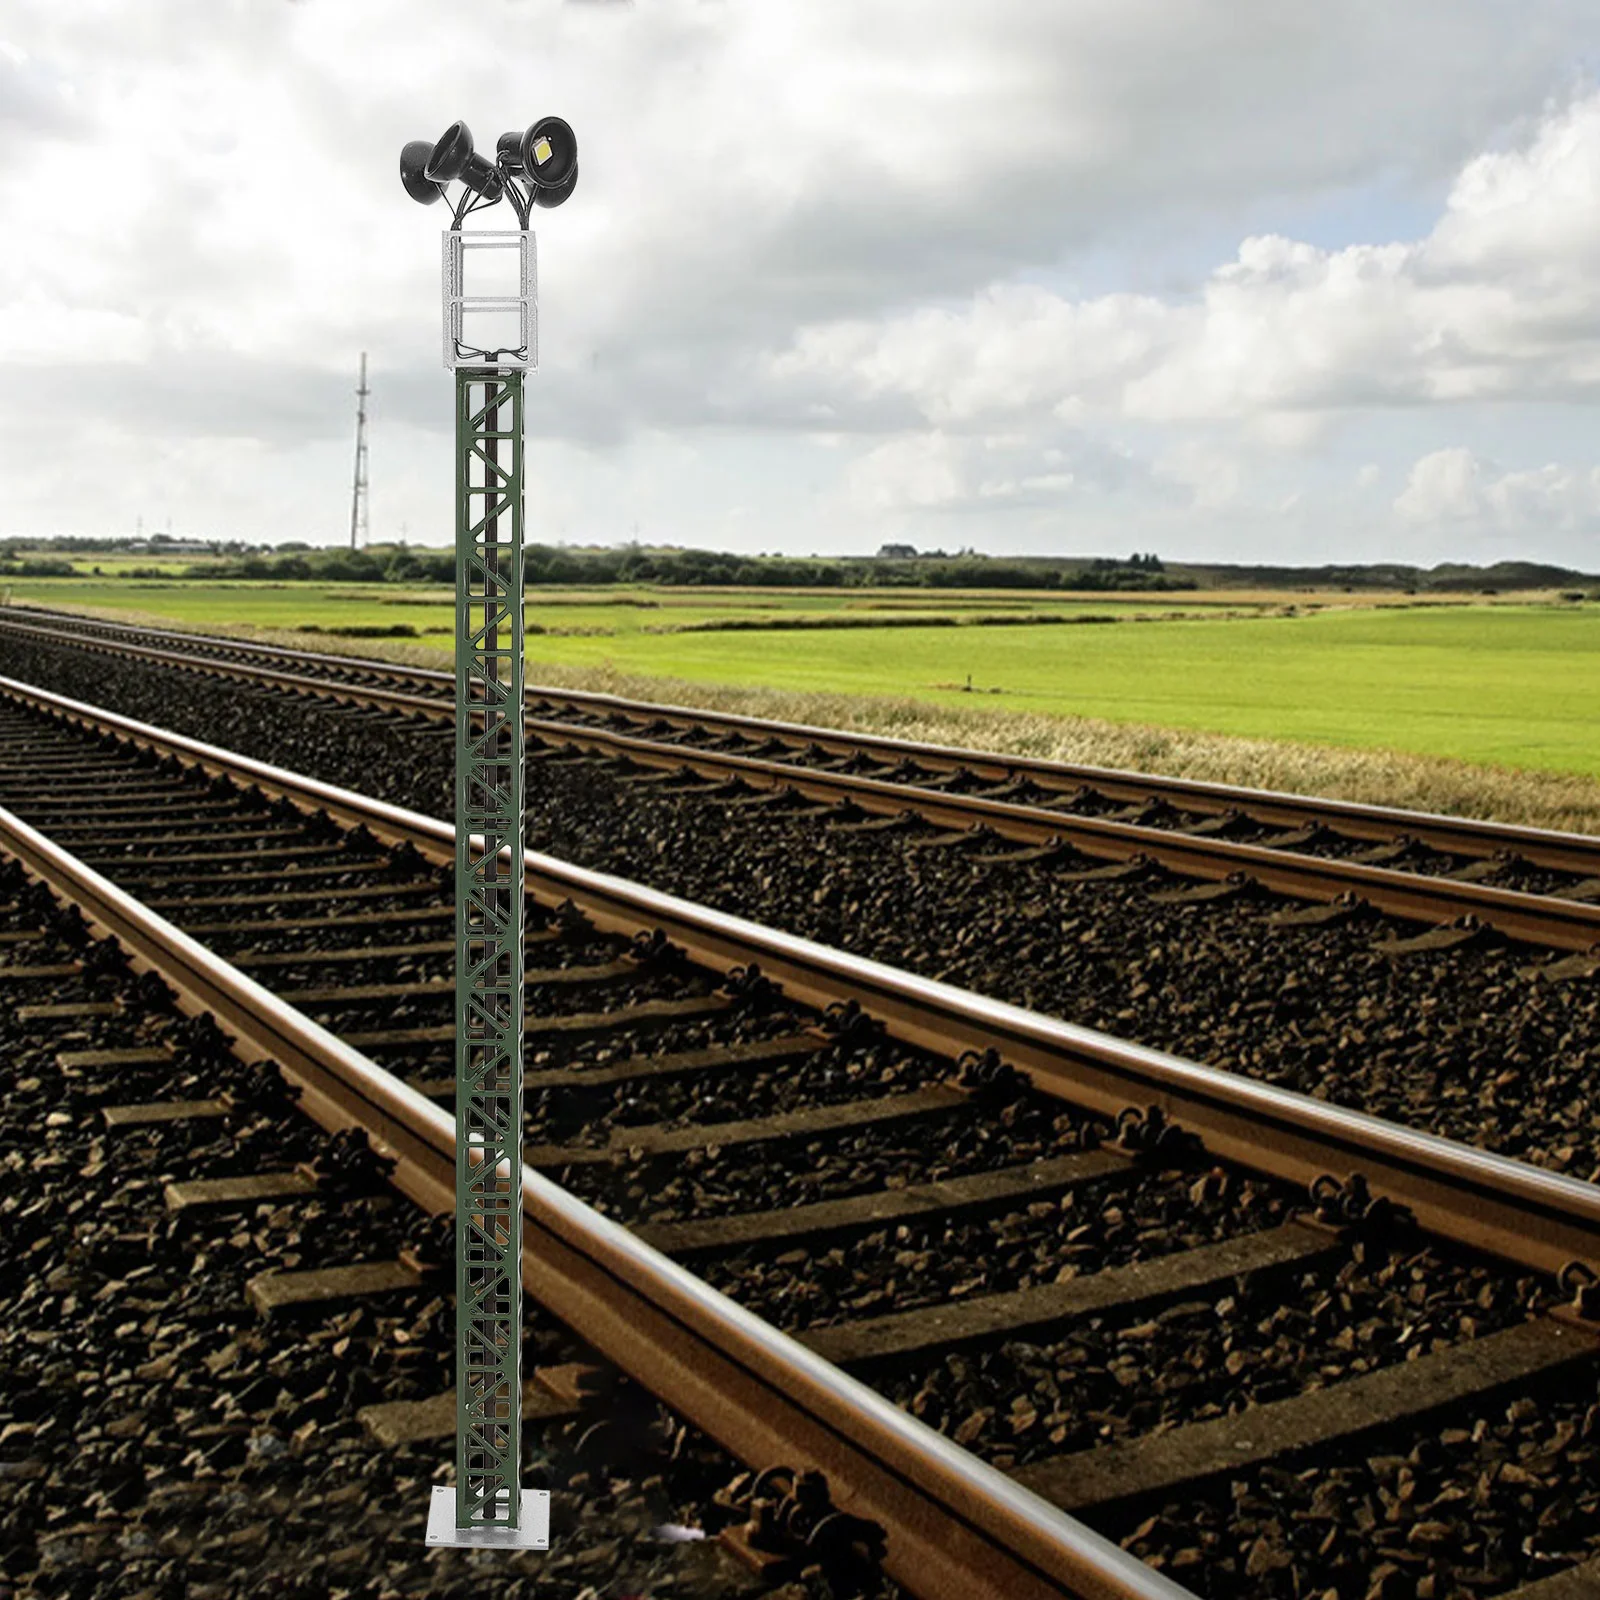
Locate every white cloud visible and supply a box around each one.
[1394,446,1600,532]
[1394,447,1492,524]
[846,432,967,511]
[1153,442,1243,512]
[0,2,1596,561]
[0,297,151,364]
[773,87,1600,434]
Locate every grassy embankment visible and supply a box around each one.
[8,578,1600,834]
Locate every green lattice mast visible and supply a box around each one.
[453,366,526,1527]
[400,112,578,1551]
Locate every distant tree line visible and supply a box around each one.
[163,544,1193,591]
[9,535,1591,593]
[0,535,1194,591]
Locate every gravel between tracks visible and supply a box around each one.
[1102,1364,1600,1599]
[6,635,1595,1188]
[860,1237,1550,1473]
[0,887,896,1600]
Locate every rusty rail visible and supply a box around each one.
[2,621,1598,953]
[6,603,1600,876]
[0,809,1186,1600]
[5,671,1599,1287]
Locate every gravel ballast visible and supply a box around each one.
[0,881,898,1600]
[3,635,1594,1186]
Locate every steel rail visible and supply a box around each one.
[526,726,1600,954]
[0,811,1186,1600]
[5,671,1599,1288]
[3,620,1598,953]
[7,603,1600,876]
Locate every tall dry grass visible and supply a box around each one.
[27,604,1600,837]
[511,659,1600,837]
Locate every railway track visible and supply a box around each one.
[7,610,1600,1191]
[2,676,1599,1598]
[3,606,1600,956]
[0,875,806,1598]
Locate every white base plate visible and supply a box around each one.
[426,1485,550,1550]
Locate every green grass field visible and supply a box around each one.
[524,602,1596,777]
[7,577,1597,784]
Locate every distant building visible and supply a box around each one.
[876,543,918,559]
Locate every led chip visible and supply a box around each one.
[532,137,554,166]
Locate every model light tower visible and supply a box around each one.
[397,112,578,1551]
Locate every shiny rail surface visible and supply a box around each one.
[3,609,1600,954]
[5,674,1600,1596]
[0,725,1180,1600]
[3,673,1597,1287]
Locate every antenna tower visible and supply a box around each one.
[349,351,370,549]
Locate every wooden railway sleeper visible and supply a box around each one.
[666,774,751,798]
[1373,912,1493,956]
[1442,848,1518,883]
[967,776,1045,802]
[723,783,807,809]
[1265,888,1367,928]
[616,764,692,787]
[970,834,1077,866]
[299,1124,399,1198]
[1144,868,1259,905]
[1168,806,1244,837]
[830,809,920,835]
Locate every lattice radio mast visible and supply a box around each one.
[349,351,370,550]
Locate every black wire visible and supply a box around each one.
[451,184,495,228]
[507,178,533,230]
[447,174,534,230]
[455,340,530,362]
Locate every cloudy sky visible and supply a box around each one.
[2,1,1599,567]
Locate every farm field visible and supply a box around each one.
[6,578,1600,816]
[521,598,1597,775]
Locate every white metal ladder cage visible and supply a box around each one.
[442,230,538,371]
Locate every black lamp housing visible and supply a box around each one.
[458,149,504,202]
[424,120,474,183]
[532,164,578,208]
[400,113,578,224]
[520,116,578,197]
[495,131,527,175]
[399,140,443,205]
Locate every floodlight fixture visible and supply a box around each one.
[395,108,577,1555]
[521,115,578,192]
[425,119,475,183]
[400,114,580,231]
[496,130,527,174]
[458,149,505,202]
[399,140,444,205]
[532,164,579,209]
